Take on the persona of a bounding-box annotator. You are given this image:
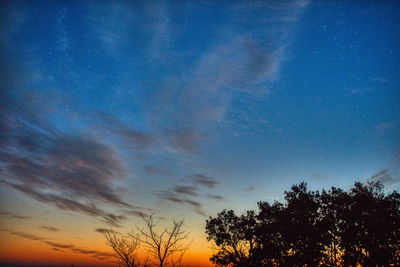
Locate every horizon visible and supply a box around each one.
[1,0,399,266]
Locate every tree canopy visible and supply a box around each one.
[205,181,400,266]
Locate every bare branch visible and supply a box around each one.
[137,213,191,267]
[103,229,141,267]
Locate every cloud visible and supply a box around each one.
[155,190,205,216]
[173,185,198,197]
[55,0,312,156]
[95,228,119,234]
[0,209,31,219]
[149,38,277,153]
[143,165,174,176]
[368,169,400,186]
[154,173,221,215]
[168,130,202,154]
[87,1,134,55]
[56,6,70,54]
[145,1,172,60]
[191,36,283,96]
[347,87,374,95]
[370,77,387,83]
[0,133,129,206]
[375,122,397,132]
[11,231,44,241]
[52,247,65,252]
[73,248,101,254]
[124,210,149,218]
[40,226,59,232]
[102,213,127,227]
[5,182,126,227]
[11,214,31,219]
[44,241,74,249]
[244,185,256,192]
[186,174,220,188]
[95,228,108,234]
[143,0,310,153]
[155,191,187,204]
[0,88,132,226]
[206,194,225,201]
[10,230,113,260]
[96,111,153,149]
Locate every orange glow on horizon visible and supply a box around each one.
[0,231,213,267]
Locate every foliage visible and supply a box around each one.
[205,181,400,266]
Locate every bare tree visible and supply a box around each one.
[137,213,191,267]
[103,229,141,267]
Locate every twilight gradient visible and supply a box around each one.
[0,0,399,266]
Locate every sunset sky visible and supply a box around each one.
[0,0,399,266]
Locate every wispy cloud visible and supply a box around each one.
[95,228,120,234]
[244,185,256,192]
[0,209,31,220]
[44,241,74,249]
[367,169,400,186]
[96,111,153,149]
[143,165,174,176]
[173,185,198,197]
[87,1,134,55]
[145,1,172,60]
[10,214,31,219]
[144,0,310,153]
[186,174,220,188]
[206,194,225,201]
[370,77,387,83]
[347,87,374,95]
[0,123,129,206]
[10,230,113,260]
[11,231,44,241]
[0,87,133,226]
[375,122,397,132]
[40,226,59,232]
[155,191,205,216]
[154,173,221,216]
[56,7,69,52]
[3,183,127,227]
[124,210,150,218]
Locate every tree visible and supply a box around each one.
[103,229,142,267]
[205,181,400,266]
[137,213,191,267]
[319,187,345,266]
[205,209,258,267]
[280,182,325,266]
[255,201,285,266]
[102,213,190,267]
[336,182,400,266]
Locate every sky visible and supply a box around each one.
[0,0,399,266]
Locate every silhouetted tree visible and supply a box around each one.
[282,183,325,266]
[256,201,285,266]
[137,213,191,267]
[103,229,141,267]
[336,182,400,266]
[205,181,400,266]
[320,187,345,266]
[205,209,258,267]
[103,213,190,267]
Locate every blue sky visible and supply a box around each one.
[0,0,399,264]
